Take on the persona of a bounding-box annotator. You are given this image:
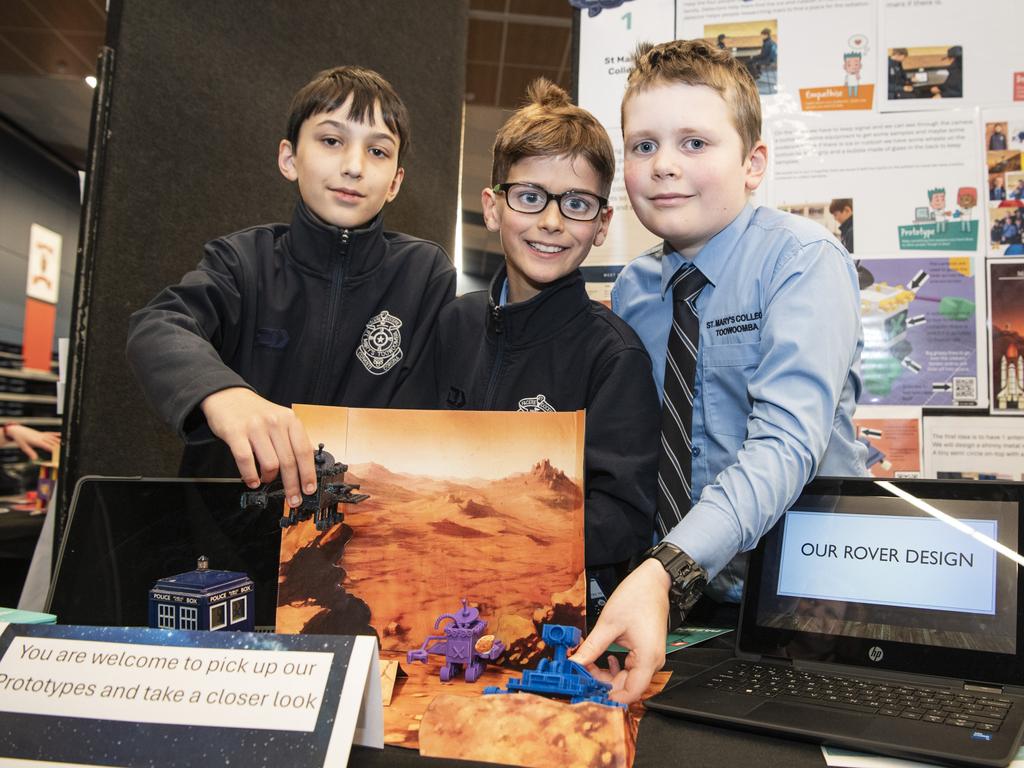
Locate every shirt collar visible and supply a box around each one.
[658,204,755,296]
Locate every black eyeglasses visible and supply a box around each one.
[493,182,608,222]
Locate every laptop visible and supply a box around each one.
[646,477,1024,767]
[46,477,283,630]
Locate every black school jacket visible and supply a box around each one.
[127,200,455,476]
[405,266,659,567]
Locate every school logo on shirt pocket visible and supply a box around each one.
[705,310,762,338]
[517,394,556,412]
[357,310,403,375]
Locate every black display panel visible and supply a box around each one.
[739,478,1024,686]
[47,478,282,629]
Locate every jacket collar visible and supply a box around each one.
[286,199,388,277]
[486,266,591,346]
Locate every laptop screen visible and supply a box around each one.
[46,477,283,630]
[740,478,1024,685]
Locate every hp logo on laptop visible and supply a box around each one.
[868,646,884,662]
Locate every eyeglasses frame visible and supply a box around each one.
[491,182,609,222]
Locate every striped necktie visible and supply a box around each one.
[655,264,709,538]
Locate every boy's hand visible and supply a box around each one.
[569,558,672,703]
[200,388,316,506]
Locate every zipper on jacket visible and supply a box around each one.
[311,228,351,402]
[483,304,505,408]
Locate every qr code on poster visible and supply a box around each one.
[953,376,977,404]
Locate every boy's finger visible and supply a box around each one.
[585,664,615,684]
[606,654,622,678]
[267,429,302,506]
[288,419,317,495]
[227,437,260,488]
[616,660,657,704]
[249,431,280,486]
[569,621,618,667]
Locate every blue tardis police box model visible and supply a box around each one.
[148,556,255,632]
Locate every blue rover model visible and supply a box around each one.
[484,623,625,708]
[148,556,255,632]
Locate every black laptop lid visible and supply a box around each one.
[739,478,1024,687]
[46,477,283,629]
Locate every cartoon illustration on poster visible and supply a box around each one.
[858,256,982,407]
[988,258,1024,415]
[897,185,979,251]
[798,37,875,111]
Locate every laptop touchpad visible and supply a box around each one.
[748,701,872,737]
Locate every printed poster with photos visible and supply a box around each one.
[982,106,1024,257]
[988,258,1024,416]
[677,0,877,114]
[879,0,1024,113]
[765,110,983,257]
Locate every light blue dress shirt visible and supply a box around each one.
[612,205,868,602]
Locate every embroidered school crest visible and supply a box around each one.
[357,310,403,375]
[517,394,556,412]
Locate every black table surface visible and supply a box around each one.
[0,505,44,560]
[349,642,827,768]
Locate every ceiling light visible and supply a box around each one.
[85,76,97,89]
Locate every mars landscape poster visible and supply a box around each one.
[276,405,587,668]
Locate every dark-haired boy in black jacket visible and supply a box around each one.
[128,66,454,505]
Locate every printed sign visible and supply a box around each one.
[0,624,382,767]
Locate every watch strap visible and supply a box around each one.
[644,541,707,630]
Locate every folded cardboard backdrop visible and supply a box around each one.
[59,0,467,531]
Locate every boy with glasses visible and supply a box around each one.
[399,79,660,617]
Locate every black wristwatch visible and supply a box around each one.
[644,541,707,630]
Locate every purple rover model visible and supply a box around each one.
[407,600,505,682]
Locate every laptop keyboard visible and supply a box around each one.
[702,660,1012,732]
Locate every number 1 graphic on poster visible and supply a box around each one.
[622,11,631,30]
